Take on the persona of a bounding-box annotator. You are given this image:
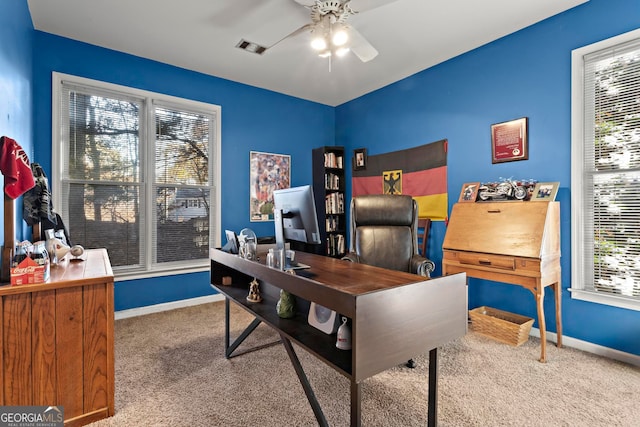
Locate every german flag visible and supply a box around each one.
[352,140,448,221]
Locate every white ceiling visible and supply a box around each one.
[27,0,587,106]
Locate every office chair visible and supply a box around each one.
[342,194,436,367]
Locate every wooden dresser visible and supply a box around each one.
[442,201,561,362]
[0,248,114,426]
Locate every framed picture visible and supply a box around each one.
[459,182,480,203]
[353,148,367,171]
[531,182,559,201]
[491,117,529,164]
[249,151,291,222]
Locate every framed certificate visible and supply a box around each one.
[491,117,528,164]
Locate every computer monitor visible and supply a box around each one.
[273,185,322,253]
[222,230,239,254]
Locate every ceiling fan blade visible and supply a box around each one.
[348,26,378,62]
[347,0,401,13]
[267,23,313,50]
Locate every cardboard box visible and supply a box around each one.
[10,257,50,285]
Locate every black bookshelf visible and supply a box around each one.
[312,146,346,258]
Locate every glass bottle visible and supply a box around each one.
[30,241,49,267]
[12,241,30,267]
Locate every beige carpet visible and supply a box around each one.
[88,302,639,427]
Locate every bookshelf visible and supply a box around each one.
[312,146,346,257]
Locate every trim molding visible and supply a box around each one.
[530,327,640,367]
[114,294,225,320]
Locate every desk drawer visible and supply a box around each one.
[457,253,515,270]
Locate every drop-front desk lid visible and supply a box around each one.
[442,201,560,259]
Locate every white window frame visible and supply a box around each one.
[570,28,640,312]
[52,72,222,280]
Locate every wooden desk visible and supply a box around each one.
[0,249,114,426]
[442,201,562,362]
[210,249,467,427]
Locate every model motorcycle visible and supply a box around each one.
[478,179,536,201]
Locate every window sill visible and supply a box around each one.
[114,264,209,282]
[569,288,640,312]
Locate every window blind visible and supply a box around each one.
[582,38,640,298]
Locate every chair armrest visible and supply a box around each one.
[410,254,435,278]
[341,252,359,263]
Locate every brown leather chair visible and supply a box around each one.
[342,194,435,368]
[342,194,435,277]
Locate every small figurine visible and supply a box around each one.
[276,289,296,318]
[246,278,262,303]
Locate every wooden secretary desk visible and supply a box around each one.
[442,201,562,362]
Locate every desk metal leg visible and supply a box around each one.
[280,334,329,427]
[350,381,362,427]
[428,348,438,427]
[224,298,280,359]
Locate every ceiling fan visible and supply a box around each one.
[244,0,399,63]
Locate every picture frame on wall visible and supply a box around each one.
[353,148,367,171]
[491,117,529,164]
[459,182,480,203]
[249,151,291,222]
[531,182,559,201]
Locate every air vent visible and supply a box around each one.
[236,39,267,55]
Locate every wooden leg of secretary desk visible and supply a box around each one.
[533,280,563,363]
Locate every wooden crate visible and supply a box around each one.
[469,306,533,346]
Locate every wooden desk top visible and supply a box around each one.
[211,248,433,318]
[0,248,113,295]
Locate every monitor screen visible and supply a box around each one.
[273,185,322,251]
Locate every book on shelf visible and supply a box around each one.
[325,192,345,215]
[324,173,340,190]
[326,216,341,232]
[323,152,344,169]
[326,233,345,257]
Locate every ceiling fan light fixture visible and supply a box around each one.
[335,47,350,57]
[332,27,348,47]
[311,36,327,51]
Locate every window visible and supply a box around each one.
[52,73,221,278]
[571,29,640,311]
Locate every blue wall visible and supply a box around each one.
[31,33,335,311]
[0,0,33,247]
[336,0,640,356]
[4,0,639,356]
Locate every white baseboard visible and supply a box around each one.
[114,294,225,320]
[530,327,640,367]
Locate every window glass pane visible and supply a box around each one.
[67,90,140,182]
[155,186,210,263]
[582,36,640,301]
[67,183,141,268]
[57,76,218,277]
[591,49,640,172]
[155,106,210,185]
